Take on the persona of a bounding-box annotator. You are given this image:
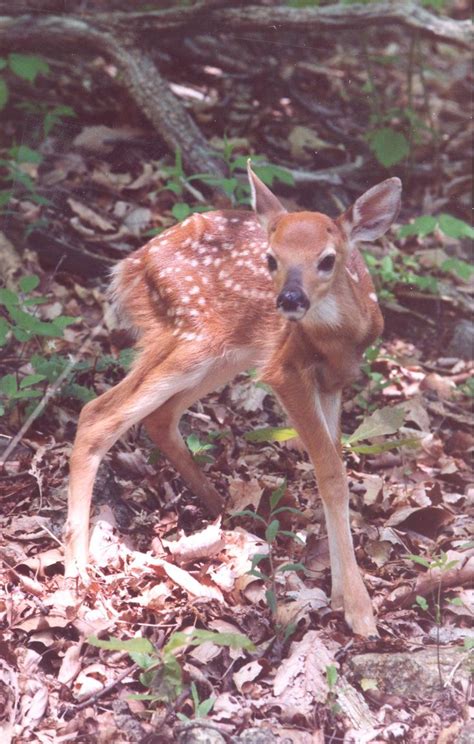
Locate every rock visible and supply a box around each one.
[447,319,474,360]
[457,720,474,744]
[349,648,472,698]
[235,729,283,744]
[179,726,227,744]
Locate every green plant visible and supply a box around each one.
[364,251,440,302]
[233,480,305,636]
[0,144,50,211]
[245,402,418,457]
[399,213,474,242]
[159,145,294,224]
[0,53,74,214]
[177,682,215,723]
[0,53,49,111]
[0,274,133,416]
[186,432,215,464]
[406,550,461,685]
[88,630,254,706]
[355,344,393,412]
[324,664,343,715]
[193,141,294,208]
[0,275,76,414]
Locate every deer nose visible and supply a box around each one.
[277,288,310,318]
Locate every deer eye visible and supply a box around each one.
[267,254,278,272]
[317,254,336,273]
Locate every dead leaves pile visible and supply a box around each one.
[0,333,473,742]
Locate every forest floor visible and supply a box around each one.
[0,15,473,744]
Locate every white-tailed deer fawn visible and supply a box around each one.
[65,161,401,636]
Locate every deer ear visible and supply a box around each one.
[341,178,402,243]
[247,159,286,231]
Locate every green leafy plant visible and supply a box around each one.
[186,432,215,464]
[0,53,49,112]
[0,275,133,416]
[0,275,76,414]
[88,630,254,706]
[177,682,215,723]
[159,145,294,224]
[364,251,440,302]
[0,51,74,215]
[355,344,393,412]
[0,144,49,211]
[367,126,410,168]
[399,213,474,241]
[406,550,461,685]
[245,401,418,457]
[193,142,294,208]
[233,480,304,636]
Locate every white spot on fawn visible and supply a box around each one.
[345,267,359,283]
[369,292,378,302]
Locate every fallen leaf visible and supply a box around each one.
[162,520,224,563]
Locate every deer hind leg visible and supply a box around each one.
[144,397,223,517]
[64,350,218,581]
[144,352,254,516]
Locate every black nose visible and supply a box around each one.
[277,288,310,313]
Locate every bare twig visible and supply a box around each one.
[68,663,139,712]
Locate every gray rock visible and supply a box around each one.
[349,648,472,698]
[447,319,474,360]
[236,729,286,744]
[457,720,474,744]
[178,725,227,744]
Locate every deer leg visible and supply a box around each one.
[144,399,223,516]
[269,374,377,637]
[318,390,344,610]
[144,353,254,515]
[64,350,218,581]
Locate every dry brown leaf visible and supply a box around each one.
[88,505,128,568]
[58,642,83,686]
[162,520,224,563]
[228,478,263,512]
[421,373,457,400]
[123,207,152,235]
[233,660,265,692]
[130,582,172,609]
[288,125,337,160]
[67,198,116,232]
[385,505,453,538]
[73,125,145,153]
[73,663,110,702]
[272,631,335,717]
[0,659,18,744]
[18,683,48,730]
[20,548,63,575]
[158,559,224,602]
[4,516,52,542]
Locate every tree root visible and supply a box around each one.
[0,2,470,181]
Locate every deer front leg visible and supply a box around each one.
[269,374,377,637]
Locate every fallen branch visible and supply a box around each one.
[0,14,226,177]
[95,2,472,49]
[384,555,474,609]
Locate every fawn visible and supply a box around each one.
[65,162,401,636]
